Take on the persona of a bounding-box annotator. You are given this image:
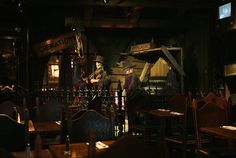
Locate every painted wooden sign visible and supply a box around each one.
[130,42,155,52]
[35,33,76,57]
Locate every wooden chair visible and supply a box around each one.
[0,100,24,121]
[0,88,24,106]
[70,109,115,143]
[0,114,26,151]
[226,96,236,125]
[203,92,229,121]
[126,91,158,143]
[71,109,87,120]
[127,112,160,144]
[164,94,196,158]
[192,99,228,158]
[35,99,64,147]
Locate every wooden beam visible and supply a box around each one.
[26,0,216,9]
[161,45,185,76]
[82,18,189,29]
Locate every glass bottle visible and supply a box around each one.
[24,143,31,158]
[88,132,96,158]
[64,134,71,155]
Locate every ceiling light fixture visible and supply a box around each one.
[103,0,109,3]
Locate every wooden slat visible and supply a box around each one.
[110,67,125,75]
[110,67,143,75]
[224,64,236,76]
[109,75,125,82]
[140,62,151,82]
[150,57,169,77]
[161,45,185,76]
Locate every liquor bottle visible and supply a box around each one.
[64,134,71,155]
[24,143,31,158]
[88,132,96,158]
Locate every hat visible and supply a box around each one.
[122,60,135,69]
[94,55,104,64]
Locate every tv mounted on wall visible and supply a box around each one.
[218,2,231,19]
[216,1,236,30]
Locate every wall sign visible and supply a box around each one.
[130,42,155,52]
[35,33,76,57]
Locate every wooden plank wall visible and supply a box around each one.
[109,56,171,90]
[109,56,146,90]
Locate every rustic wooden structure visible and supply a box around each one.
[109,45,184,94]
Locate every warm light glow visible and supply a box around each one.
[51,65,59,77]
[103,0,109,3]
[45,40,52,44]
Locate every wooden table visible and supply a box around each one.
[200,126,236,147]
[49,140,115,158]
[145,109,184,158]
[21,120,60,134]
[147,109,184,118]
[11,149,53,158]
[146,109,184,136]
[33,121,61,133]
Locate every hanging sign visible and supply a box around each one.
[35,33,76,57]
[130,42,155,52]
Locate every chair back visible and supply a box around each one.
[70,110,114,142]
[192,99,227,151]
[71,109,87,120]
[0,100,24,120]
[196,102,227,128]
[0,114,26,151]
[167,94,187,113]
[227,96,236,124]
[163,94,195,158]
[203,92,228,122]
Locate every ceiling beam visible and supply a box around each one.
[82,18,189,29]
[26,0,216,9]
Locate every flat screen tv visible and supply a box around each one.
[216,1,236,30]
[218,2,231,19]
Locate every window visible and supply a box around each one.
[48,58,60,84]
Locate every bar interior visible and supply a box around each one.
[1,0,236,158]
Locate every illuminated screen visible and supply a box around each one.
[219,2,231,19]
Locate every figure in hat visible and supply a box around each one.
[123,60,141,97]
[122,60,149,132]
[83,55,109,91]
